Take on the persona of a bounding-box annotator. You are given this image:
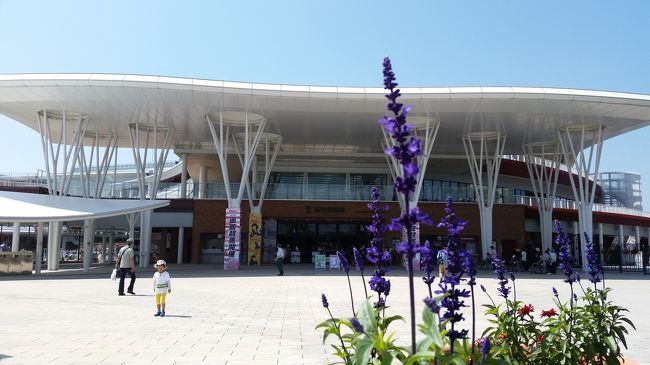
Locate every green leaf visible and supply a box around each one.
[604,335,619,354]
[355,338,374,365]
[358,300,378,334]
[382,315,404,330]
[402,351,437,365]
[419,307,444,349]
[379,352,393,365]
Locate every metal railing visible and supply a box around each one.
[4,173,650,218]
[514,195,650,218]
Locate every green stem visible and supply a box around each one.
[346,273,356,315]
[327,308,350,364]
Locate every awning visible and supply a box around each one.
[0,191,170,222]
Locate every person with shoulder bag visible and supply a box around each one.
[116,238,137,296]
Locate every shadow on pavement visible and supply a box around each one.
[163,314,192,318]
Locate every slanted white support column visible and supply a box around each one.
[78,131,118,198]
[11,222,20,252]
[128,122,174,268]
[177,227,184,264]
[558,124,605,269]
[180,153,188,198]
[82,219,94,273]
[206,112,267,208]
[206,112,267,270]
[382,116,440,210]
[47,221,62,271]
[463,131,506,257]
[238,133,282,213]
[37,110,89,196]
[35,223,44,274]
[524,141,561,253]
[382,116,439,270]
[126,213,138,240]
[237,133,282,265]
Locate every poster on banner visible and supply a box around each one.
[263,218,277,263]
[248,212,262,265]
[329,255,340,269]
[224,208,241,270]
[314,254,326,270]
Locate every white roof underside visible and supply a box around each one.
[0,191,169,222]
[1,74,650,155]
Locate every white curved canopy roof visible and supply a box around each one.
[1,73,650,155]
[0,191,169,222]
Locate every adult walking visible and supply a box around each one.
[116,238,136,296]
[275,244,286,276]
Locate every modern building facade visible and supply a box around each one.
[1,73,650,272]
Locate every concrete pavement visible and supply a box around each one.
[0,263,648,364]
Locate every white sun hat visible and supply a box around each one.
[154,259,167,268]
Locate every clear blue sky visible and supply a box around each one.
[1,0,649,204]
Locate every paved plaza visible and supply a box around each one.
[0,264,648,365]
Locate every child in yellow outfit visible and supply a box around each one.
[153,260,171,317]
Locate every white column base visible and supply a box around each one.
[478,205,493,258]
[177,227,184,264]
[47,221,62,271]
[12,222,20,252]
[83,219,94,273]
[139,210,152,268]
[35,223,44,274]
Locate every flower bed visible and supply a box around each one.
[317,58,635,365]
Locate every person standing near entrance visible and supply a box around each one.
[275,244,286,276]
[437,246,449,277]
[116,238,136,296]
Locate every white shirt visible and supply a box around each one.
[521,251,527,262]
[153,271,171,293]
[118,246,134,268]
[276,247,286,259]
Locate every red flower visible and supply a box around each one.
[541,308,557,318]
[518,304,534,316]
[536,334,544,344]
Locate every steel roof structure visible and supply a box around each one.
[1,74,650,156]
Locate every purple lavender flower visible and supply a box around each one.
[554,220,575,284]
[480,337,491,354]
[492,257,510,299]
[337,251,355,315]
[380,56,432,354]
[337,251,350,274]
[584,232,603,285]
[420,240,437,297]
[423,296,440,315]
[321,293,329,308]
[353,247,368,298]
[480,337,491,365]
[436,197,471,345]
[552,287,559,298]
[353,247,364,272]
[365,186,392,308]
[350,317,364,333]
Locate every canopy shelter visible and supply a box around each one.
[0,190,169,273]
[2,74,650,270]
